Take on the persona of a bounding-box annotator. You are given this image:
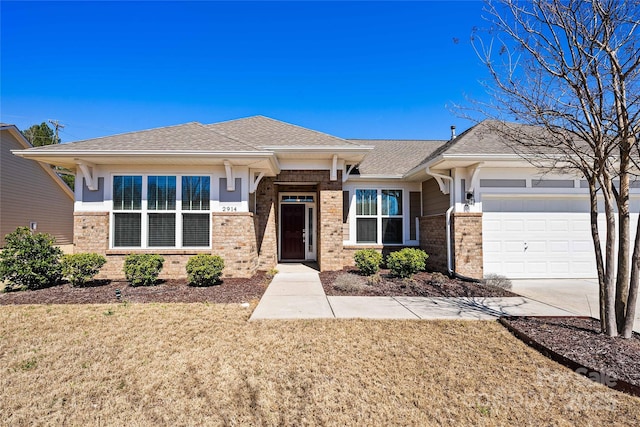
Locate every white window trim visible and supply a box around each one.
[111,174,212,250]
[352,188,405,246]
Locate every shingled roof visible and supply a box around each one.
[22,122,261,152]
[347,139,446,176]
[208,116,363,148]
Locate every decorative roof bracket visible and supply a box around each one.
[331,154,338,181]
[77,161,97,191]
[250,171,265,194]
[467,162,484,192]
[426,167,452,195]
[223,160,235,191]
[343,163,358,183]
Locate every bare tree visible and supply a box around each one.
[469,0,640,337]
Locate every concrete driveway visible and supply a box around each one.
[510,278,640,333]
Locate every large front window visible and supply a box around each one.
[112,175,210,248]
[355,189,403,244]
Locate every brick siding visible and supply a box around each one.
[452,212,483,279]
[73,212,260,280]
[419,214,448,273]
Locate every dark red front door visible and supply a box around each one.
[281,204,305,260]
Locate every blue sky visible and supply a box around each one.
[1,1,490,142]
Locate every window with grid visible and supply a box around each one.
[112,175,211,248]
[381,190,403,244]
[356,189,377,243]
[182,176,210,247]
[113,176,142,247]
[355,189,404,244]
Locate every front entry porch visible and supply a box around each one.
[279,193,316,262]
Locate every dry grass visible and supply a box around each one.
[1,304,639,426]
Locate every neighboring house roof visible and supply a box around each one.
[347,139,446,176]
[0,124,74,200]
[208,115,363,149]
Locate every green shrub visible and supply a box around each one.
[61,253,107,287]
[186,254,225,287]
[123,254,164,287]
[353,249,383,276]
[386,248,429,278]
[0,227,63,291]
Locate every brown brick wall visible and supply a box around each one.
[74,212,109,254]
[419,214,448,273]
[452,212,483,279]
[254,177,278,271]
[73,212,260,280]
[318,175,343,271]
[211,212,259,278]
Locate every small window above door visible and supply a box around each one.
[281,195,314,203]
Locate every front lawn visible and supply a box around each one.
[1,304,638,425]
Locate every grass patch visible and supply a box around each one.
[0,304,638,425]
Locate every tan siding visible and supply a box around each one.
[1,130,74,246]
[422,178,449,216]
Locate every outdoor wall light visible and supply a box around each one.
[465,191,475,205]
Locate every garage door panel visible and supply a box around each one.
[549,241,570,253]
[526,220,546,232]
[483,219,501,232]
[504,220,525,232]
[483,240,502,254]
[572,240,593,253]
[526,241,546,253]
[550,220,570,232]
[504,262,525,274]
[550,262,570,274]
[483,210,598,279]
[504,241,525,252]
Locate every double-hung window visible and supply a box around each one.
[113,176,142,247]
[112,175,211,248]
[181,176,210,247]
[355,189,403,244]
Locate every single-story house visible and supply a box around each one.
[13,116,638,279]
[1,124,74,247]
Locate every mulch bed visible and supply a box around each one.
[0,272,269,305]
[501,316,640,394]
[319,268,518,297]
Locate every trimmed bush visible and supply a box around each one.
[386,248,429,278]
[123,254,164,287]
[186,254,225,287]
[483,273,513,290]
[353,249,383,276]
[61,253,107,287]
[0,227,63,291]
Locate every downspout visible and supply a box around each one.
[426,167,480,283]
[445,205,455,276]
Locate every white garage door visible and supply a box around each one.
[483,198,598,279]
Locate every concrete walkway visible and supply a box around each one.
[512,278,640,333]
[250,264,575,321]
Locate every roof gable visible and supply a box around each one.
[208,115,362,148]
[348,139,446,176]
